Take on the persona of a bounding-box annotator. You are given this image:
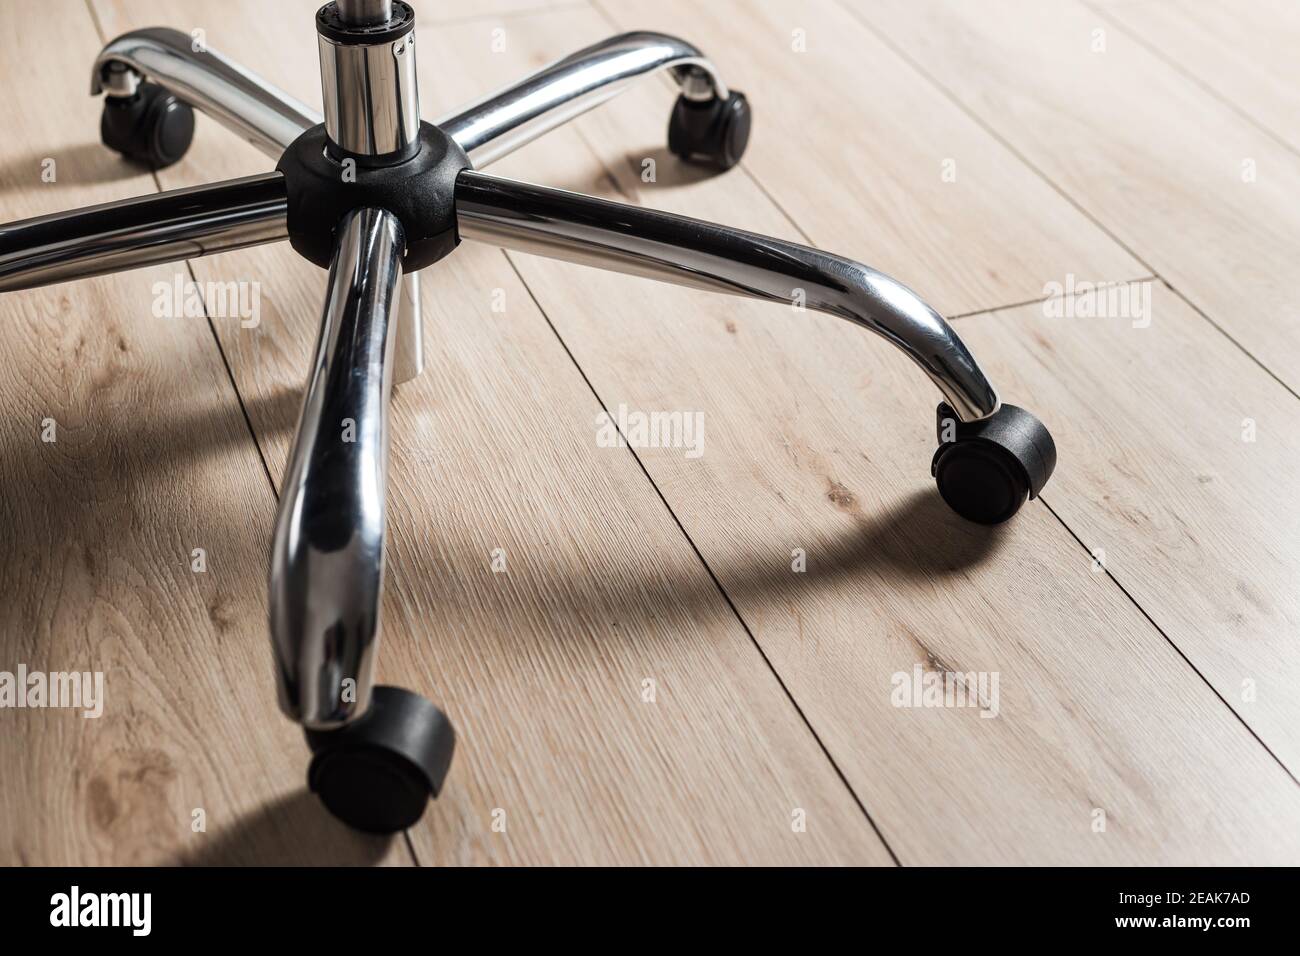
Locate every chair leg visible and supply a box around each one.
[436,31,733,168]
[454,170,998,421]
[267,207,454,833]
[92,27,320,158]
[455,169,1058,522]
[268,205,403,730]
[0,173,287,292]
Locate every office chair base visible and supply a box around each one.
[306,686,456,834]
[0,4,1063,835]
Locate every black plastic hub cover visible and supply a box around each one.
[316,0,414,44]
[276,121,470,272]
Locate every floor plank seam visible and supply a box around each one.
[401,829,421,866]
[499,248,904,865]
[1084,0,1300,163]
[1038,496,1300,789]
[1155,277,1300,405]
[947,276,1157,321]
[181,250,281,497]
[81,0,106,46]
[738,165,820,246]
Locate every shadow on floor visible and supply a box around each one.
[167,789,398,866]
[392,481,1009,644]
[0,143,151,203]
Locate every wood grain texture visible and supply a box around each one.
[89,0,892,865]
[1094,0,1300,155]
[470,2,1300,863]
[863,0,1300,773]
[0,0,409,866]
[956,281,1300,772]
[858,0,1300,392]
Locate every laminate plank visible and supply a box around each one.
[476,2,1300,862]
[0,0,408,865]
[89,0,892,865]
[855,0,1300,393]
[1095,0,1300,155]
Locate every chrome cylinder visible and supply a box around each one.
[316,0,421,160]
[270,206,405,729]
[337,0,393,25]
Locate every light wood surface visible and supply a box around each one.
[0,0,1296,865]
[592,0,1150,318]
[859,0,1300,392]
[1096,0,1300,155]
[483,0,1300,864]
[859,0,1300,775]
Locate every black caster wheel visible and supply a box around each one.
[667,90,751,170]
[931,402,1057,525]
[100,81,195,170]
[305,685,455,834]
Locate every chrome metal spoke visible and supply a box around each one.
[0,173,287,293]
[454,170,999,421]
[269,206,405,729]
[93,27,320,159]
[437,32,728,167]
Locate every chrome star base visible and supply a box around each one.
[0,0,1056,833]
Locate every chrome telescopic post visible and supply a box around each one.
[337,0,394,28]
[317,0,421,160]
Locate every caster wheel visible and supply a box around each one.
[667,90,751,170]
[931,402,1057,525]
[305,685,455,834]
[100,81,195,169]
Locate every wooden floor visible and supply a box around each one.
[1,0,1298,865]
